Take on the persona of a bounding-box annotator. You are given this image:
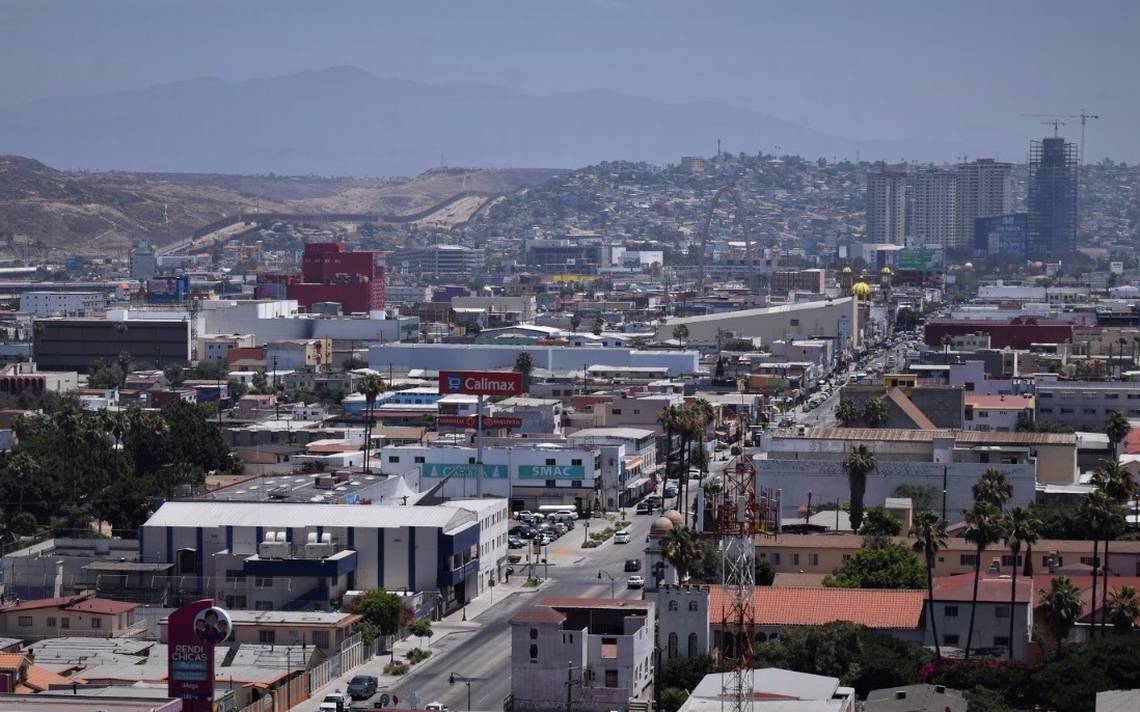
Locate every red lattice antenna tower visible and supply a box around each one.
[716,428,763,712]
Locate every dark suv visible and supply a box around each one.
[347,674,378,700]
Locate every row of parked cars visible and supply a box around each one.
[508,511,576,548]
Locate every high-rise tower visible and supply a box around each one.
[955,159,1013,249]
[1028,136,1078,258]
[913,169,957,249]
[866,169,907,245]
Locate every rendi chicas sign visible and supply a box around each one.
[438,370,523,396]
[168,599,231,712]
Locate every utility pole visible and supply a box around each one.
[565,661,575,712]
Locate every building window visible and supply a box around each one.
[572,459,583,466]
[689,601,698,611]
[668,600,678,611]
[255,576,274,588]
[91,618,102,629]
[771,553,781,565]
[808,553,819,566]
[1001,555,1022,567]
[945,606,959,618]
[994,635,1010,647]
[943,634,960,646]
[388,456,400,463]
[546,458,557,466]
[17,616,32,627]
[960,554,977,566]
[255,601,274,611]
[668,632,678,658]
[611,409,621,416]
[469,457,476,464]
[790,554,800,566]
[688,633,699,657]
[259,630,276,643]
[546,480,556,488]
[46,617,57,627]
[790,319,800,327]
[841,554,851,563]
[605,670,619,688]
[572,480,582,488]
[529,644,538,661]
[60,618,69,629]
[414,456,425,464]
[530,628,538,639]
[995,606,1011,618]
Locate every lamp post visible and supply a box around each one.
[597,569,616,599]
[449,672,473,712]
[583,521,590,546]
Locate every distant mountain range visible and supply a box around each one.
[0,67,1001,176]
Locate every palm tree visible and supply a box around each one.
[672,324,689,345]
[356,374,386,473]
[861,398,889,428]
[972,468,1014,511]
[690,399,716,511]
[514,352,534,393]
[835,399,860,427]
[1005,507,1040,659]
[963,501,1006,660]
[1039,577,1083,655]
[1081,489,1113,635]
[1107,586,1140,633]
[1092,461,1135,637]
[910,511,948,660]
[1105,410,1131,462]
[570,314,582,333]
[841,445,876,532]
[660,527,699,582]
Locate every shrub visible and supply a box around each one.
[383,661,409,675]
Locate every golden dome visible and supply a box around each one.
[841,266,853,273]
[880,266,892,275]
[851,282,872,298]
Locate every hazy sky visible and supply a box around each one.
[2,0,1138,160]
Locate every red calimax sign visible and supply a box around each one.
[438,370,524,396]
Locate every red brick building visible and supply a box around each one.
[923,317,1073,349]
[258,242,385,313]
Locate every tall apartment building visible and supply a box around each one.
[1028,136,1078,258]
[128,240,157,280]
[865,170,907,245]
[955,159,1013,249]
[391,244,486,277]
[680,156,706,173]
[913,169,957,249]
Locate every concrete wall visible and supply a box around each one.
[656,297,857,346]
[367,343,700,376]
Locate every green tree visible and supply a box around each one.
[348,590,405,646]
[1107,586,1140,633]
[823,541,925,589]
[514,351,534,393]
[968,686,1016,712]
[861,398,889,427]
[342,356,367,370]
[1091,461,1134,637]
[407,618,433,648]
[1106,410,1132,460]
[671,323,689,344]
[892,484,940,513]
[660,527,700,582]
[835,399,860,427]
[972,468,1013,511]
[592,314,605,335]
[569,314,582,333]
[858,506,902,536]
[1004,506,1040,659]
[1081,489,1114,637]
[841,444,876,532]
[660,654,720,691]
[910,511,948,660]
[963,501,1007,660]
[1039,576,1083,655]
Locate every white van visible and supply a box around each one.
[614,530,632,544]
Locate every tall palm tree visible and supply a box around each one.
[660,527,699,582]
[356,374,386,473]
[862,398,889,428]
[1092,461,1135,637]
[835,399,860,426]
[1005,507,1040,659]
[1107,586,1140,633]
[1081,489,1113,635]
[910,511,948,660]
[963,501,1006,660]
[514,352,535,393]
[689,400,716,524]
[1105,410,1131,462]
[972,468,1014,511]
[841,445,876,532]
[1039,577,1083,656]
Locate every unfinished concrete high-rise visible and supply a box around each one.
[1028,136,1078,259]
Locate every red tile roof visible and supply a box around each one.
[0,653,26,671]
[64,598,138,615]
[966,394,1034,410]
[1032,575,1140,622]
[1,595,82,613]
[20,665,74,692]
[932,573,1034,603]
[708,587,925,629]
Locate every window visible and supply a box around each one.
[943,634,960,646]
[17,616,32,627]
[529,644,538,661]
[604,670,619,688]
[60,617,69,629]
[91,618,102,629]
[688,633,699,657]
[771,553,781,565]
[255,576,274,588]
[530,628,538,639]
[546,480,556,488]
[468,457,476,464]
[960,554,977,566]
[945,606,959,618]
[388,456,400,463]
[841,554,852,563]
[572,458,583,466]
[995,605,1011,618]
[414,456,425,464]
[255,600,274,611]
[994,636,1010,647]
[225,569,246,582]
[667,632,678,658]
[225,595,248,609]
[611,409,621,416]
[977,410,989,418]
[790,319,800,327]
[808,553,819,566]
[545,458,557,466]
[259,630,276,643]
[1001,555,1022,567]
[668,600,678,611]
[572,480,582,488]
[46,617,57,627]
[790,553,800,566]
[688,601,698,611]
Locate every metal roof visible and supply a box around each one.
[143,500,476,533]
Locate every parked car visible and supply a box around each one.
[627,575,645,589]
[425,703,449,712]
[635,502,651,515]
[516,511,533,522]
[508,536,524,549]
[347,675,378,700]
[614,529,632,544]
[663,486,677,498]
[624,559,642,572]
[320,692,354,711]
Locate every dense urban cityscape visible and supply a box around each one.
[1,3,1140,712]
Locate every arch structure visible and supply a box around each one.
[698,186,756,286]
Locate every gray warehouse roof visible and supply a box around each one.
[144,500,476,533]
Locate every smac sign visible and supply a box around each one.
[517,465,586,480]
[438,370,524,397]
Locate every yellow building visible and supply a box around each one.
[0,593,138,640]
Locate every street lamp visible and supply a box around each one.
[583,520,590,546]
[597,569,616,598]
[449,672,473,711]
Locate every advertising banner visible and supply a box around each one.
[438,370,524,397]
[421,463,508,479]
[437,415,524,429]
[517,465,586,480]
[168,599,231,712]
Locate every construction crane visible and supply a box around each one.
[1039,119,1065,138]
[1022,110,1100,164]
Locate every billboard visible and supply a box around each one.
[437,415,524,429]
[895,248,943,272]
[438,370,524,397]
[517,465,586,480]
[974,213,1028,260]
[168,600,230,711]
[421,463,508,479]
